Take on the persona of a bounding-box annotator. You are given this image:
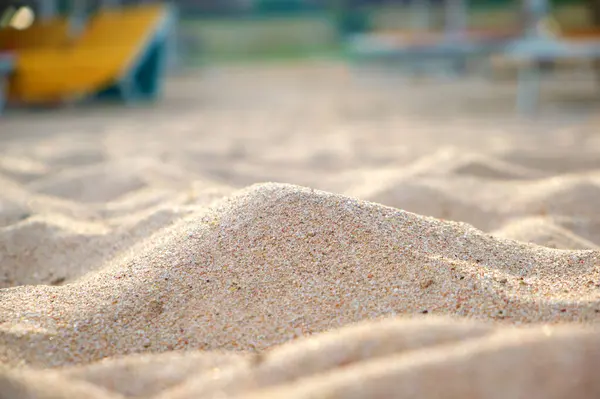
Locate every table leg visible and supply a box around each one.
[0,75,6,115]
[516,61,541,114]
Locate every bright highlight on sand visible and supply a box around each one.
[0,6,35,30]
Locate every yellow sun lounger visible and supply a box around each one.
[3,3,174,107]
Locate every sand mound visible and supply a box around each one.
[227,320,600,399]
[0,165,235,288]
[1,183,599,369]
[0,198,30,228]
[0,216,108,288]
[0,155,50,183]
[26,158,197,204]
[24,136,106,169]
[63,351,246,398]
[0,368,119,399]
[491,216,600,250]
[500,150,600,174]
[1,317,600,399]
[550,216,600,247]
[489,214,600,251]
[346,172,600,231]
[329,148,544,196]
[405,148,547,180]
[0,207,190,288]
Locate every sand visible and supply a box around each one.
[1,62,600,398]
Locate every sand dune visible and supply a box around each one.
[345,170,600,231]
[388,147,548,180]
[26,158,199,204]
[0,155,50,183]
[1,64,600,398]
[490,216,600,250]
[500,150,600,174]
[0,207,189,288]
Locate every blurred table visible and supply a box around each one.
[501,37,600,114]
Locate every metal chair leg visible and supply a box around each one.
[516,62,541,114]
[0,76,6,116]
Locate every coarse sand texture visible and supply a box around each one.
[2,63,600,398]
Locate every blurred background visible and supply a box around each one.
[1,1,599,260]
[0,0,600,115]
[172,0,597,66]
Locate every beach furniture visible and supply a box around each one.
[0,1,175,113]
[345,0,514,77]
[499,0,600,113]
[346,0,600,114]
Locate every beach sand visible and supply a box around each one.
[1,62,600,398]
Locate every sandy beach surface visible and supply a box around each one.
[1,62,600,398]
